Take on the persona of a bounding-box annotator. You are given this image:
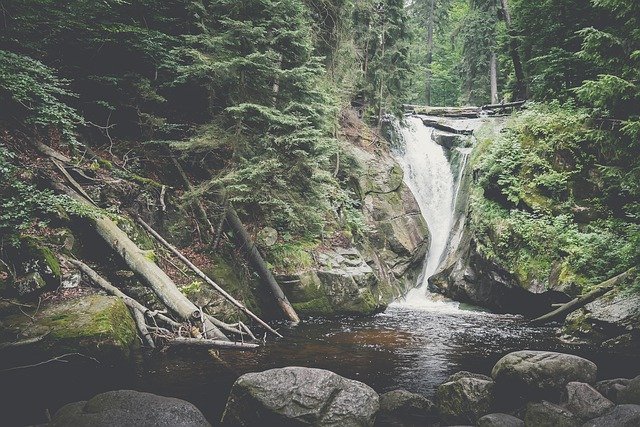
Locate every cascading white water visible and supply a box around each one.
[391,116,460,311]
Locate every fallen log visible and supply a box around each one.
[135,216,282,338]
[37,144,229,341]
[167,337,259,350]
[419,118,474,135]
[529,268,636,326]
[480,100,526,110]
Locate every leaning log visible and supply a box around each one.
[166,153,300,323]
[224,207,300,323]
[135,216,283,338]
[529,268,636,326]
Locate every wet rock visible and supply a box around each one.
[4,238,61,299]
[583,404,640,427]
[447,371,492,383]
[429,242,556,317]
[257,227,278,247]
[563,381,613,420]
[563,272,640,349]
[491,351,597,403]
[524,401,580,427]
[49,390,210,426]
[436,372,495,424]
[432,129,467,149]
[0,294,137,363]
[619,375,640,404]
[221,367,379,426]
[478,413,524,427]
[595,378,630,403]
[377,389,435,426]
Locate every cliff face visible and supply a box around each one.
[277,113,430,317]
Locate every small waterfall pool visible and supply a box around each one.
[4,118,640,426]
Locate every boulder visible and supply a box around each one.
[491,351,597,403]
[619,375,640,404]
[377,389,435,426]
[221,367,379,426]
[478,413,524,427]
[524,401,580,427]
[595,378,630,403]
[583,404,640,427]
[49,390,210,426]
[563,272,640,349]
[436,372,495,424]
[563,382,614,420]
[0,294,137,363]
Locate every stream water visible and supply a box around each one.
[3,118,640,426]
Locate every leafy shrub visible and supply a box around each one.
[0,50,81,142]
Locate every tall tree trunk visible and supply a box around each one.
[499,0,527,100]
[425,0,436,105]
[490,51,499,104]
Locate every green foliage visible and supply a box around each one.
[471,104,640,291]
[0,145,96,246]
[0,50,81,142]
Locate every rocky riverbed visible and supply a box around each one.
[44,350,640,426]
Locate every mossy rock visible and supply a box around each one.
[0,294,137,364]
[3,236,62,298]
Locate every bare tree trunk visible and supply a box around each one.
[499,0,527,100]
[425,0,436,106]
[490,51,499,104]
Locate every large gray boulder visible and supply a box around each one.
[221,367,379,426]
[619,375,640,404]
[48,390,210,426]
[491,351,597,402]
[583,404,640,427]
[523,401,580,427]
[595,378,630,403]
[377,389,435,426]
[435,371,495,424]
[563,382,614,420]
[478,413,524,427]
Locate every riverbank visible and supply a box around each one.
[3,306,639,425]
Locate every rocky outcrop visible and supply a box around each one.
[619,375,640,404]
[491,351,597,403]
[435,371,495,424]
[563,283,640,350]
[283,247,386,316]
[278,134,429,317]
[377,389,435,426]
[221,367,379,426]
[0,294,137,364]
[348,143,429,297]
[49,390,210,426]
[429,240,556,316]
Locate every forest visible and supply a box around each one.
[1,0,639,426]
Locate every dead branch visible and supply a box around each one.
[135,216,282,338]
[1,352,100,372]
[167,337,259,350]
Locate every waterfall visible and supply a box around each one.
[391,116,461,311]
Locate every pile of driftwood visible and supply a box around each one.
[37,143,300,350]
[403,101,526,118]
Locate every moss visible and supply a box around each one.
[292,296,333,316]
[180,280,203,297]
[97,159,113,170]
